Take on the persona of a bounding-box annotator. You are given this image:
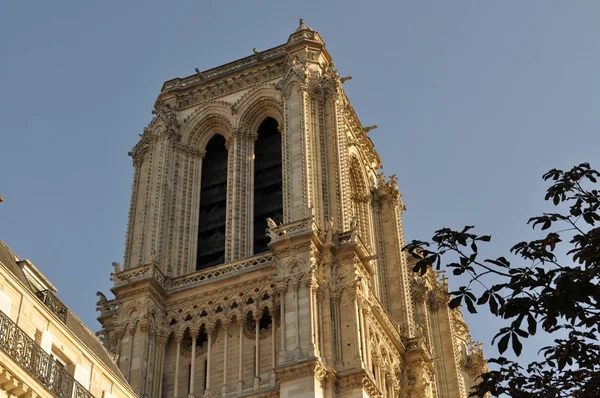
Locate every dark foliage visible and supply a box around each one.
[404,163,600,397]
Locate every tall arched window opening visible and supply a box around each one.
[197,134,228,269]
[253,118,283,254]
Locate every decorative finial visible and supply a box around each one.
[299,18,305,27]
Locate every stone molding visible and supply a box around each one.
[274,358,327,384]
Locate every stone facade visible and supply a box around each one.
[97,21,487,398]
[0,240,136,398]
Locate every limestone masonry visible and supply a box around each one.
[96,21,488,398]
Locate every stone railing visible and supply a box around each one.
[162,46,287,91]
[35,290,68,323]
[113,261,166,288]
[267,216,318,242]
[168,253,274,292]
[114,253,274,293]
[0,310,94,398]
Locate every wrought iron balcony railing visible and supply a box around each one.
[35,290,68,323]
[0,310,93,398]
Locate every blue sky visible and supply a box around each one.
[1,1,599,370]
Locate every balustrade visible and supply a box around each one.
[0,310,93,398]
[35,290,68,323]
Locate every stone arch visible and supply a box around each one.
[212,312,229,326]
[166,311,180,326]
[229,308,242,322]
[187,114,233,150]
[234,86,284,134]
[241,290,258,307]
[243,304,258,318]
[181,308,195,323]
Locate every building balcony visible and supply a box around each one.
[0,310,93,398]
[35,289,68,323]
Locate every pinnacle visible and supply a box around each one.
[295,18,312,32]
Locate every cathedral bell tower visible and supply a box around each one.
[96,20,487,398]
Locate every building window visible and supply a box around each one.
[253,118,282,254]
[197,134,228,270]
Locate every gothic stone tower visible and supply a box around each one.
[97,21,487,398]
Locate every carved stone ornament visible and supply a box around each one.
[275,359,327,384]
[428,284,450,312]
[337,371,380,398]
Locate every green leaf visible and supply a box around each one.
[514,328,528,338]
[477,291,490,305]
[489,295,499,315]
[527,313,537,335]
[553,195,560,205]
[512,333,523,356]
[449,296,462,309]
[465,296,477,314]
[471,241,478,253]
[498,333,510,354]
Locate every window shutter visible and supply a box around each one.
[0,290,12,316]
[40,330,53,353]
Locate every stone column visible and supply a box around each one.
[154,335,168,398]
[127,325,136,381]
[350,290,363,366]
[189,327,199,397]
[292,279,302,358]
[372,353,381,389]
[329,291,343,367]
[205,323,215,396]
[362,306,372,373]
[276,282,288,361]
[270,310,276,385]
[115,327,125,369]
[386,373,395,398]
[144,329,156,397]
[237,318,244,393]
[357,297,367,368]
[138,321,150,395]
[221,320,230,396]
[316,287,328,363]
[305,274,318,357]
[174,332,183,398]
[253,312,261,390]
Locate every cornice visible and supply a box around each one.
[161,45,287,93]
[274,357,327,384]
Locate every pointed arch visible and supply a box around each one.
[181,103,234,146]
[187,114,233,149]
[197,134,228,269]
[234,85,283,133]
[349,156,373,248]
[252,117,283,254]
